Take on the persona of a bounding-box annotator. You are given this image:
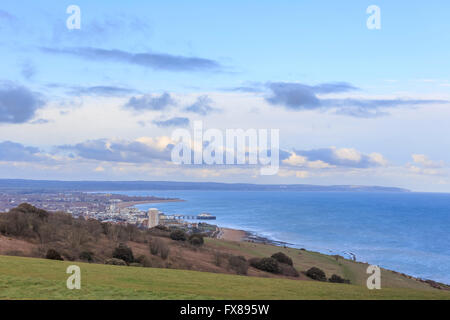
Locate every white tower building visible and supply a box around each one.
[147,208,160,228]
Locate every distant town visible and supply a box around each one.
[0,191,217,234]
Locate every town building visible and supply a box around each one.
[147,208,160,228]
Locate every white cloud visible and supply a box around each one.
[94,166,105,172]
[307,160,334,169]
[282,153,307,166]
[412,154,443,168]
[334,147,362,162]
[369,152,388,166]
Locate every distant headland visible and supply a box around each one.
[0,179,410,193]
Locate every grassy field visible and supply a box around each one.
[1,255,449,300]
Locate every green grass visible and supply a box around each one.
[1,255,449,300]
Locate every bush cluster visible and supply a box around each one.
[329,274,350,284]
[112,243,134,264]
[278,263,299,277]
[135,255,152,267]
[271,252,293,266]
[79,251,94,262]
[105,258,127,266]
[249,257,281,274]
[306,267,327,281]
[170,230,187,241]
[188,234,204,246]
[228,255,249,275]
[249,252,298,277]
[149,238,170,260]
[45,249,63,261]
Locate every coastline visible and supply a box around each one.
[216,226,449,288]
[216,227,247,242]
[217,227,291,247]
[111,191,449,286]
[116,199,185,209]
[218,226,362,261]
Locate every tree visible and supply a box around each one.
[112,243,134,264]
[79,251,94,262]
[46,249,63,261]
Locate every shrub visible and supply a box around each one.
[129,262,143,267]
[112,243,134,264]
[45,249,63,261]
[279,263,299,277]
[271,252,293,266]
[306,267,327,281]
[188,234,204,246]
[150,238,162,255]
[329,274,350,284]
[155,225,169,231]
[149,238,169,259]
[250,257,280,274]
[62,251,76,261]
[214,252,227,267]
[228,255,249,275]
[249,257,261,268]
[135,255,152,267]
[105,258,127,266]
[170,229,187,241]
[79,251,94,262]
[160,242,170,260]
[5,250,25,257]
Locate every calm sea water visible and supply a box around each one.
[118,190,449,284]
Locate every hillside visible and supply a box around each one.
[0,203,448,299]
[1,255,449,300]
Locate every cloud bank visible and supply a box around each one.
[0,84,45,123]
[42,47,222,72]
[124,93,176,111]
[265,81,447,117]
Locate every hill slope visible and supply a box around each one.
[1,255,449,300]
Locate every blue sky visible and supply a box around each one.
[1,1,450,191]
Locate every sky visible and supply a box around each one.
[1,0,450,192]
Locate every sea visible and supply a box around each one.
[114,190,449,284]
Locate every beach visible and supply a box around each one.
[217,226,292,247]
[217,227,247,241]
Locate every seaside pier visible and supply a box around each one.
[170,213,216,220]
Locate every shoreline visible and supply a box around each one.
[116,199,185,209]
[217,227,291,247]
[216,226,449,288]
